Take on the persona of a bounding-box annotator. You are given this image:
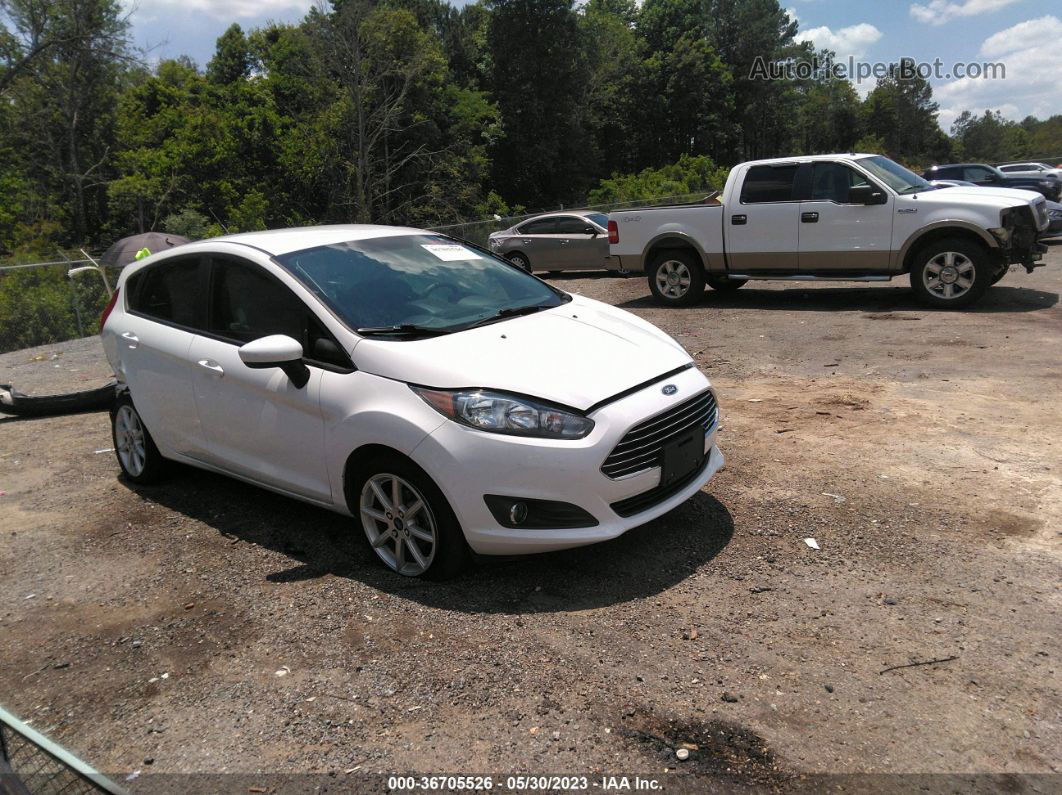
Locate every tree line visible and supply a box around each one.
[2,0,1061,260]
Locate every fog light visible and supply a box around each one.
[484,495,598,529]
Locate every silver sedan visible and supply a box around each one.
[488,212,614,273]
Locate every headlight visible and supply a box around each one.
[1050,209,1062,219]
[412,387,594,439]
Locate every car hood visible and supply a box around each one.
[350,295,692,411]
[922,185,1044,205]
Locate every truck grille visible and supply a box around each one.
[601,390,717,479]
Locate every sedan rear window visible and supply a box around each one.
[276,235,567,334]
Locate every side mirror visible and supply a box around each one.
[239,334,310,388]
[848,185,887,205]
[584,226,598,236]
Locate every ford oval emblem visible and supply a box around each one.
[662,384,678,396]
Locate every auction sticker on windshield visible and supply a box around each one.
[422,243,482,261]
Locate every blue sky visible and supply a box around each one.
[125,0,1061,133]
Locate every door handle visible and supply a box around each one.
[197,359,224,375]
[801,212,819,223]
[731,215,747,225]
[522,239,532,245]
[120,331,139,349]
[560,240,570,244]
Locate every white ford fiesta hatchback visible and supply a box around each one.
[101,225,723,578]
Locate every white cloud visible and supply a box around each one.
[980,15,1062,57]
[127,0,315,21]
[910,0,1021,27]
[935,16,1062,130]
[798,22,883,60]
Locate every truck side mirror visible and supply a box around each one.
[848,185,887,205]
[584,226,598,236]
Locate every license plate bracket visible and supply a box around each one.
[661,431,704,486]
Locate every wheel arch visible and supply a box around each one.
[644,234,710,274]
[899,222,999,273]
[341,443,425,514]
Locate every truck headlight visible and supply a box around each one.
[412,387,594,439]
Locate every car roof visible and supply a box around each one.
[740,153,881,167]
[925,163,994,169]
[520,211,600,221]
[212,224,428,256]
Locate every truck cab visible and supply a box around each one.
[609,154,1049,309]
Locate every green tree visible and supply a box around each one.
[486,0,591,208]
[862,58,952,163]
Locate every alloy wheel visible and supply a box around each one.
[924,251,975,300]
[114,405,147,477]
[360,473,438,576]
[656,259,691,299]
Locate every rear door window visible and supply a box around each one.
[517,218,556,234]
[740,165,799,203]
[127,256,203,329]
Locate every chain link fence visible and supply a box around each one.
[0,706,125,794]
[0,255,119,355]
[0,190,717,355]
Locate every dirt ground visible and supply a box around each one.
[1,246,1060,792]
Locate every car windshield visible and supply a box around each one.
[586,212,608,228]
[858,155,934,195]
[275,234,568,336]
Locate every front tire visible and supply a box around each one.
[111,393,166,484]
[909,238,992,309]
[647,250,705,306]
[351,453,467,579]
[990,264,1010,285]
[707,274,748,291]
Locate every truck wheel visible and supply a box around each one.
[909,238,991,309]
[648,251,705,306]
[707,275,748,292]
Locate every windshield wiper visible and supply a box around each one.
[356,324,453,338]
[458,304,554,331]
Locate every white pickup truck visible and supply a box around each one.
[608,153,1049,308]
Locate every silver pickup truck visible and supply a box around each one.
[608,153,1049,308]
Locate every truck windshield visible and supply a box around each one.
[858,155,934,195]
[275,234,568,336]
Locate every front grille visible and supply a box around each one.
[610,452,711,517]
[601,389,717,479]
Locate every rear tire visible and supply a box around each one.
[647,250,705,306]
[707,275,748,291]
[349,453,467,580]
[111,392,166,484]
[506,252,531,272]
[909,238,992,309]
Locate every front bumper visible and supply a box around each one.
[410,366,723,555]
